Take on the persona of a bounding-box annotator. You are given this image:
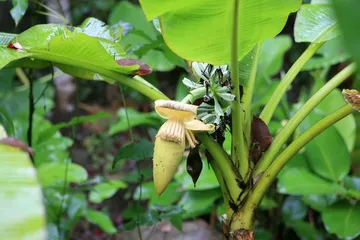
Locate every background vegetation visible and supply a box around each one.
[0,0,359,239]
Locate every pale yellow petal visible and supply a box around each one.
[155,100,197,121]
[184,119,215,132]
[0,125,8,139]
[157,119,185,143]
[153,137,185,195]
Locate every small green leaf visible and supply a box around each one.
[39,112,111,141]
[112,139,154,168]
[10,0,28,26]
[109,108,161,135]
[89,180,128,203]
[133,181,182,206]
[295,4,339,43]
[84,210,117,234]
[322,201,360,239]
[37,163,88,186]
[277,168,346,195]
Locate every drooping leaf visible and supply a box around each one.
[295,4,339,43]
[84,210,117,234]
[186,146,202,187]
[277,168,346,195]
[10,0,28,26]
[322,201,360,239]
[0,144,46,240]
[112,139,154,168]
[139,0,300,65]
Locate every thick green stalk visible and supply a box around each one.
[230,0,248,179]
[254,63,356,176]
[242,44,261,147]
[30,51,169,101]
[237,104,354,228]
[181,87,206,104]
[259,42,324,124]
[197,133,241,202]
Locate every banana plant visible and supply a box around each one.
[1,1,360,239]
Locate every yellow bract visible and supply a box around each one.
[153,100,214,195]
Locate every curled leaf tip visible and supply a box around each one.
[116,59,152,75]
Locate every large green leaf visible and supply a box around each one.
[139,0,300,65]
[332,0,360,72]
[295,4,340,43]
[1,24,144,77]
[277,168,346,195]
[322,201,360,239]
[0,144,46,240]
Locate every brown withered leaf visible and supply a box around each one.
[343,89,360,112]
[0,137,34,157]
[186,145,202,187]
[250,116,273,162]
[116,59,152,76]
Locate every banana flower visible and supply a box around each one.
[153,100,215,195]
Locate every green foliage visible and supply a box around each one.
[295,3,340,42]
[332,0,360,73]
[139,0,301,64]
[0,144,46,240]
[1,1,360,239]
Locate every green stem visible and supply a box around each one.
[181,87,206,104]
[230,0,248,179]
[239,104,354,228]
[30,51,168,101]
[197,133,241,203]
[259,42,325,124]
[254,63,356,176]
[209,159,233,218]
[242,44,262,148]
